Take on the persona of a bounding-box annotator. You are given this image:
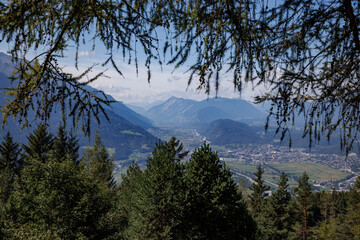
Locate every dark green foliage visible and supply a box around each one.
[0,125,122,239]
[0,132,21,203]
[184,143,256,240]
[118,162,143,234]
[294,172,313,240]
[3,153,116,239]
[259,172,295,240]
[121,137,187,239]
[249,165,270,217]
[53,125,79,162]
[119,139,256,240]
[22,124,54,162]
[82,131,115,188]
[343,177,360,239]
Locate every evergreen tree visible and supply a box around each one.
[260,172,295,240]
[0,132,22,203]
[2,152,119,239]
[249,165,270,217]
[118,161,143,236]
[82,131,115,188]
[343,176,360,239]
[294,171,313,240]
[53,125,79,163]
[22,124,54,162]
[184,143,256,240]
[122,137,187,240]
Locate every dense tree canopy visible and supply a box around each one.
[0,0,359,150]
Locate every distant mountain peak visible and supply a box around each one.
[145,96,267,126]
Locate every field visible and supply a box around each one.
[269,161,349,182]
[226,160,350,189]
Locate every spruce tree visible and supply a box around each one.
[122,137,187,240]
[53,125,79,163]
[3,152,118,239]
[82,131,115,188]
[249,165,270,217]
[184,143,256,240]
[22,124,54,162]
[260,172,295,240]
[0,132,21,203]
[294,171,313,240]
[344,176,360,239]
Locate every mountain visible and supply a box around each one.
[83,85,153,129]
[0,52,15,77]
[145,96,267,126]
[201,119,261,145]
[126,104,147,115]
[0,52,157,160]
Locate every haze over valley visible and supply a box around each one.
[0,52,358,192]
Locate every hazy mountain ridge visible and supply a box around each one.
[145,96,267,126]
[83,85,154,129]
[201,119,261,145]
[0,52,157,160]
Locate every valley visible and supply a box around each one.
[0,51,358,191]
[134,126,359,191]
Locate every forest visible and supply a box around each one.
[0,124,359,240]
[0,0,360,239]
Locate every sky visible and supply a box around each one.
[0,33,265,108]
[61,46,267,107]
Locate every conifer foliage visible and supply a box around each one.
[249,165,270,217]
[1,126,120,239]
[82,131,115,188]
[259,172,295,240]
[22,124,54,162]
[120,138,187,240]
[184,143,256,240]
[119,140,256,240]
[0,132,21,203]
[53,125,79,162]
[294,172,313,240]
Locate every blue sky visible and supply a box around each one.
[0,34,265,107]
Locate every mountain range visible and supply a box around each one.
[0,52,157,160]
[201,119,261,145]
[144,96,267,127]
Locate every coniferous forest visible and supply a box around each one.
[0,124,359,239]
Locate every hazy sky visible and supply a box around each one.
[63,46,267,106]
[0,37,265,107]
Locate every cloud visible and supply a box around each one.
[91,83,131,93]
[78,51,96,57]
[167,75,181,82]
[62,59,263,105]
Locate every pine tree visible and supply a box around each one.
[294,171,313,240]
[53,125,79,163]
[82,131,115,188]
[118,161,143,234]
[260,172,295,240]
[2,152,118,239]
[249,165,270,217]
[22,124,54,162]
[184,143,256,240]
[122,137,187,240]
[0,132,21,203]
[343,176,360,239]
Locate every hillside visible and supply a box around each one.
[83,85,153,129]
[145,96,267,126]
[0,52,157,160]
[201,119,261,145]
